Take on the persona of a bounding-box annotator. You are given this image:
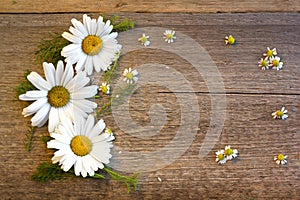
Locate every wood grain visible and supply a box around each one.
[0,0,300,13]
[0,12,299,199]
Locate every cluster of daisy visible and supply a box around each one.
[138,29,176,46]
[215,145,238,164]
[272,106,288,120]
[18,14,133,178]
[258,47,283,70]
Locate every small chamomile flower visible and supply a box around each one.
[123,68,138,84]
[99,82,110,94]
[163,30,176,43]
[258,57,270,70]
[105,128,113,135]
[263,47,277,58]
[274,154,288,165]
[216,150,227,164]
[225,35,235,45]
[138,33,150,46]
[272,107,288,120]
[224,145,238,160]
[270,56,283,70]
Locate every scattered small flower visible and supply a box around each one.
[272,106,288,120]
[274,154,288,165]
[225,35,235,45]
[258,57,270,70]
[163,30,176,43]
[99,82,111,94]
[157,177,162,182]
[263,47,277,58]
[224,145,238,160]
[105,128,113,135]
[216,150,227,164]
[270,56,283,70]
[138,33,150,46]
[123,68,138,84]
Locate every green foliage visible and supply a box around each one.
[35,33,69,65]
[103,166,139,193]
[25,126,37,151]
[32,162,71,182]
[14,70,36,96]
[41,136,51,144]
[103,15,135,32]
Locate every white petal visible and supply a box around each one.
[75,54,88,72]
[61,62,74,87]
[62,154,76,172]
[65,71,90,93]
[22,97,48,117]
[88,119,105,138]
[71,85,98,99]
[71,18,88,36]
[74,156,83,176]
[84,115,95,136]
[43,62,56,87]
[69,26,85,39]
[85,56,94,75]
[31,103,50,127]
[27,72,51,91]
[62,32,82,44]
[55,61,64,85]
[48,107,60,132]
[19,90,48,101]
[71,99,97,114]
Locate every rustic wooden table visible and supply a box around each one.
[0,1,299,199]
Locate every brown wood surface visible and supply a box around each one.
[1,0,300,13]
[0,5,300,200]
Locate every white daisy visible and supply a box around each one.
[263,47,277,58]
[274,154,288,165]
[47,114,115,177]
[19,61,98,132]
[224,145,238,160]
[123,68,138,84]
[99,82,110,94]
[163,30,176,43]
[272,106,288,120]
[225,35,235,45]
[270,56,283,70]
[216,150,227,164]
[138,33,150,46]
[258,57,270,70]
[61,14,122,75]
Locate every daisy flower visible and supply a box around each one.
[163,30,176,43]
[274,154,288,165]
[47,114,115,177]
[99,82,110,94]
[225,35,235,45]
[61,14,122,75]
[224,145,238,160]
[258,57,270,70]
[263,47,277,58]
[272,106,288,120]
[216,150,227,164]
[138,33,150,46]
[270,56,283,70]
[123,68,138,84]
[105,128,113,135]
[19,61,98,132]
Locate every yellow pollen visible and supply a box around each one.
[218,154,225,160]
[70,135,92,156]
[101,85,108,94]
[225,148,233,156]
[126,72,133,80]
[272,59,279,66]
[227,35,235,45]
[140,36,148,43]
[276,110,284,117]
[266,50,273,57]
[166,33,173,39]
[82,35,102,56]
[261,60,267,67]
[277,154,285,161]
[47,86,70,108]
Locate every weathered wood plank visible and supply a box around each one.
[0,0,300,13]
[0,12,299,199]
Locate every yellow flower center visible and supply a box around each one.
[70,135,92,156]
[140,36,148,43]
[82,35,103,56]
[225,148,233,156]
[126,72,133,80]
[47,86,70,108]
[277,154,285,161]
[227,36,235,45]
[101,85,108,94]
[266,49,273,57]
[166,33,173,39]
[218,154,225,160]
[261,60,267,67]
[106,128,113,134]
[272,59,279,67]
[276,110,284,117]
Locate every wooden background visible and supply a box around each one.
[0,1,299,199]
